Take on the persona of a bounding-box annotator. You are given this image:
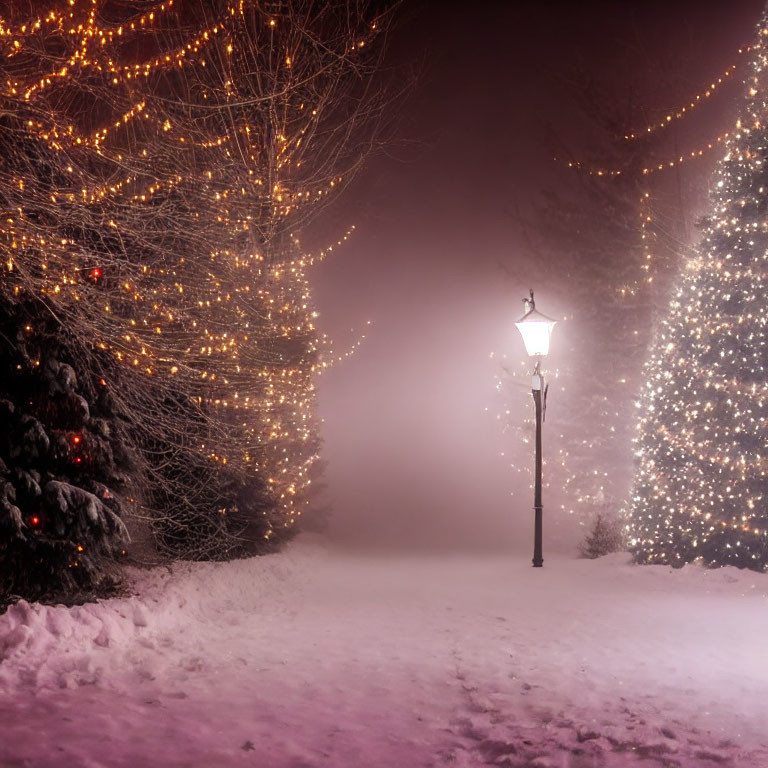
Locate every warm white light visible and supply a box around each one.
[516,305,556,357]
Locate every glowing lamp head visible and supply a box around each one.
[515,291,556,357]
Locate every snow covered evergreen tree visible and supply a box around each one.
[629,17,768,570]
[580,510,625,559]
[0,299,130,604]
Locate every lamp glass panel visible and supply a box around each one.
[515,319,555,356]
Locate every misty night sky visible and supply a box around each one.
[311,0,766,553]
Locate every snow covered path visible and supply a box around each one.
[1,538,768,767]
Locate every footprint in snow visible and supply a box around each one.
[180,656,206,672]
[477,739,517,761]
[451,716,486,742]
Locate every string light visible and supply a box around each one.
[564,130,732,178]
[562,44,762,179]
[641,131,732,175]
[618,191,655,297]
[623,44,757,139]
[0,0,388,549]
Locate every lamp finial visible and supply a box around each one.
[524,289,535,313]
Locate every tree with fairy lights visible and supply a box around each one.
[499,32,747,552]
[497,75,680,545]
[0,0,397,589]
[629,19,768,570]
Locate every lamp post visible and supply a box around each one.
[515,290,556,568]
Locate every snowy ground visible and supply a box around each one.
[1,536,768,768]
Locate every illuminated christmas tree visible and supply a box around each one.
[629,19,768,570]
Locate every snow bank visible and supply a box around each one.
[1,537,767,767]
[0,537,323,692]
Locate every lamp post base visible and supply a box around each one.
[532,508,543,566]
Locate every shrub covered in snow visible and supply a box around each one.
[579,512,626,559]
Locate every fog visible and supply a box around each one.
[311,0,764,554]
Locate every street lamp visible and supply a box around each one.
[515,289,556,568]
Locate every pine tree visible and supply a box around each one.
[580,510,625,559]
[629,17,768,570]
[0,299,130,604]
[496,54,694,540]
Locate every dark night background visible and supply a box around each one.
[312,0,766,553]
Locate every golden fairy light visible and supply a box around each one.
[0,0,392,554]
[623,44,757,140]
